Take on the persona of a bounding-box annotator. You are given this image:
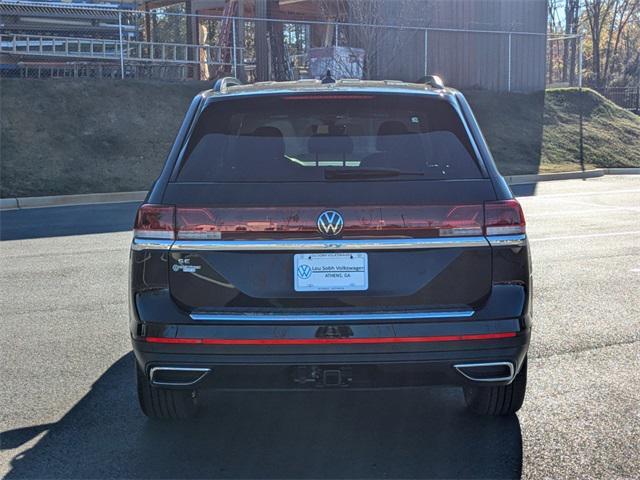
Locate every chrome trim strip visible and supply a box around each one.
[454,362,515,383]
[486,234,527,247]
[149,367,211,387]
[190,310,475,322]
[131,238,174,251]
[171,236,489,252]
[134,235,524,251]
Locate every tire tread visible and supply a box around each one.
[136,362,198,420]
[463,358,527,416]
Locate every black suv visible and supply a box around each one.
[130,77,531,419]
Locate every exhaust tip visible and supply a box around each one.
[454,362,515,383]
[149,367,210,387]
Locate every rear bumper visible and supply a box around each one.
[132,324,530,390]
[130,284,531,390]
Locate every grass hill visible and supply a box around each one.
[466,87,640,175]
[1,80,638,198]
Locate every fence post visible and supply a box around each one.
[232,17,238,78]
[335,23,339,48]
[118,11,125,79]
[424,29,428,76]
[578,33,583,89]
[507,33,512,92]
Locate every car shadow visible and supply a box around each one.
[3,353,522,479]
[0,202,140,241]
[510,183,539,197]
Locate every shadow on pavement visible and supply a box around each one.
[0,202,140,241]
[3,353,522,479]
[510,183,538,197]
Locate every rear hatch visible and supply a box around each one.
[149,92,506,312]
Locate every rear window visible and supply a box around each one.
[176,93,482,182]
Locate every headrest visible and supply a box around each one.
[252,126,283,138]
[236,126,285,159]
[308,135,354,155]
[376,121,411,151]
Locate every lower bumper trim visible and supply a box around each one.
[144,332,516,346]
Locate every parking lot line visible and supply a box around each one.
[530,230,640,242]
[521,188,640,199]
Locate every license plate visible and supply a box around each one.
[294,253,368,292]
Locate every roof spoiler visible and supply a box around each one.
[213,77,243,93]
[415,75,445,89]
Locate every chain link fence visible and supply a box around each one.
[1,0,577,92]
[546,34,583,88]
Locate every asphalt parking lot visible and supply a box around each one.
[1,175,639,479]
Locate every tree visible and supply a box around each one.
[548,1,639,88]
[563,0,581,83]
[584,0,639,87]
[320,0,420,80]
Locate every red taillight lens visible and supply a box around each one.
[175,208,221,240]
[173,206,485,240]
[282,95,374,100]
[134,204,175,239]
[132,202,524,240]
[439,205,484,236]
[484,200,526,236]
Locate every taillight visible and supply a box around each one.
[132,202,525,240]
[484,200,526,236]
[439,205,484,236]
[133,204,175,239]
[175,208,221,240]
[173,206,485,240]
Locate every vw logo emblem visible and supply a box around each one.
[317,210,344,237]
[296,264,312,279]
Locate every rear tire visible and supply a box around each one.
[136,362,199,420]
[463,357,527,416]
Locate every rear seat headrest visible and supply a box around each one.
[252,126,283,138]
[376,121,410,151]
[237,126,285,159]
[308,135,354,155]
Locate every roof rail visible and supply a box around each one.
[213,77,243,93]
[416,75,445,89]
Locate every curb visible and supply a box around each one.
[0,198,19,210]
[504,169,605,185]
[1,168,639,210]
[505,167,640,185]
[603,167,640,175]
[1,191,147,210]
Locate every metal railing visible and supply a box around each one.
[0,33,239,67]
[599,86,640,113]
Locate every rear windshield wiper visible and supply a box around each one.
[324,168,425,180]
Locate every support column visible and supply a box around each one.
[144,2,151,43]
[255,0,269,81]
[185,0,200,79]
[236,0,247,82]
